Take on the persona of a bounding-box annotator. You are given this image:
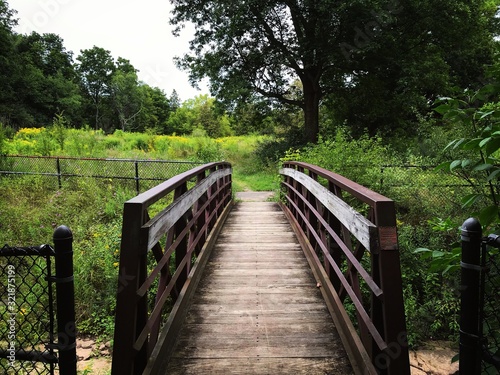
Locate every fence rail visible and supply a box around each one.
[0,155,204,194]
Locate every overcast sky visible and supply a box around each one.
[8,0,208,101]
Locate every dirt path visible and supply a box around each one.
[77,340,459,374]
[409,341,459,374]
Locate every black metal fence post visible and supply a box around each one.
[135,160,140,195]
[56,157,62,189]
[53,226,77,375]
[459,217,482,375]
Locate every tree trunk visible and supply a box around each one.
[302,74,321,144]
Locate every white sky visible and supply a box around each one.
[7,0,208,102]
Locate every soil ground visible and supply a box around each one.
[77,338,459,374]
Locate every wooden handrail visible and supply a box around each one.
[111,162,232,375]
[280,161,410,375]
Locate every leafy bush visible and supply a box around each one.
[0,176,133,340]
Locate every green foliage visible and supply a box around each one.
[411,78,500,344]
[397,220,462,346]
[171,0,497,142]
[0,176,132,340]
[433,85,500,230]
[0,122,8,154]
[298,129,394,183]
[0,132,278,343]
[417,81,500,303]
[50,113,68,151]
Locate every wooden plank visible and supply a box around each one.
[187,302,330,314]
[143,168,231,250]
[158,201,353,374]
[196,284,318,294]
[200,275,317,287]
[280,167,376,251]
[143,201,233,375]
[211,245,301,252]
[176,334,339,347]
[184,310,333,324]
[166,357,352,375]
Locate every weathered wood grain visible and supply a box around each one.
[280,167,377,251]
[163,201,353,374]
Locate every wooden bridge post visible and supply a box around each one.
[371,199,410,374]
[112,202,148,375]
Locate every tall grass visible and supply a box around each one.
[4,128,277,191]
[1,127,465,347]
[0,129,277,340]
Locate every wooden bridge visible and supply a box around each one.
[110,162,410,375]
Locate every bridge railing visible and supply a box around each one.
[280,161,410,375]
[111,162,232,375]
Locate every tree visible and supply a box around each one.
[0,0,20,125]
[170,0,498,143]
[141,86,174,134]
[170,0,362,143]
[166,94,232,136]
[15,32,82,125]
[76,46,116,129]
[17,32,75,78]
[333,0,498,137]
[111,58,143,131]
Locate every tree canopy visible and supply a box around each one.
[171,0,499,142]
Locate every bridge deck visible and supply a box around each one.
[164,200,353,374]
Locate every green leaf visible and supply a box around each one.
[461,193,482,208]
[432,250,446,258]
[484,137,500,156]
[486,168,500,181]
[452,138,466,149]
[442,264,460,275]
[443,140,457,152]
[462,138,482,150]
[413,248,433,259]
[434,103,452,115]
[478,110,495,120]
[434,161,451,171]
[450,160,462,171]
[413,247,432,253]
[473,163,493,171]
[478,205,499,227]
[461,159,473,168]
[479,137,492,148]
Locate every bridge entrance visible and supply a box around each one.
[111,162,410,375]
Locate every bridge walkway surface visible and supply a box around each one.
[163,192,353,374]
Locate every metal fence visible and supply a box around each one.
[318,163,481,224]
[0,245,56,374]
[0,155,204,194]
[0,226,76,375]
[481,236,500,374]
[460,218,500,375]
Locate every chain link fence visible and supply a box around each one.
[0,155,204,194]
[481,240,500,374]
[325,164,483,224]
[0,245,57,375]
